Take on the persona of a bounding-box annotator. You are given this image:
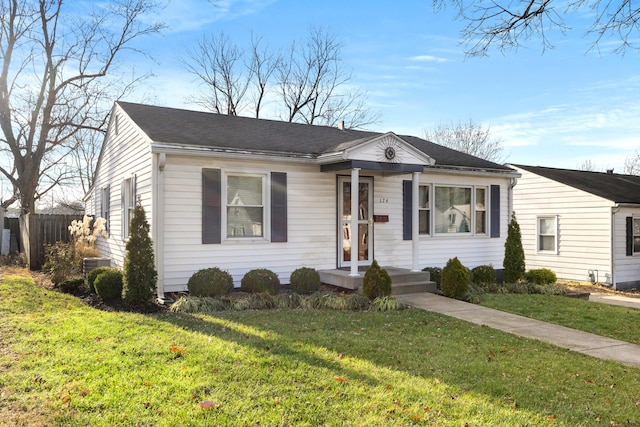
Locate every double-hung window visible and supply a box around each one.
[633,218,640,254]
[101,185,110,234]
[537,216,557,252]
[475,187,487,234]
[122,177,136,239]
[418,185,430,234]
[226,174,265,238]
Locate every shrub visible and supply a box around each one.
[87,266,115,293]
[503,212,525,283]
[94,269,123,301]
[122,200,157,305]
[187,267,234,297]
[440,257,470,299]
[240,269,280,295]
[525,268,557,285]
[43,241,77,286]
[422,267,442,287]
[362,260,392,300]
[58,277,85,294]
[471,265,496,285]
[289,267,321,294]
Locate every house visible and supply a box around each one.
[85,101,519,299]
[510,164,640,290]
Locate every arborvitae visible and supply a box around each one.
[503,212,525,283]
[122,199,157,305]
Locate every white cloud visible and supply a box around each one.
[409,55,449,63]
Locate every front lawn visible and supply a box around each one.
[479,294,640,345]
[1,273,639,426]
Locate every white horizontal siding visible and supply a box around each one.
[90,106,154,269]
[513,167,614,283]
[612,207,640,287]
[161,161,513,292]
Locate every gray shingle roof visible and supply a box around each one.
[118,101,513,171]
[513,164,640,204]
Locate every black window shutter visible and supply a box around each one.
[403,180,412,240]
[626,216,633,256]
[202,169,222,244]
[490,185,500,238]
[271,172,287,242]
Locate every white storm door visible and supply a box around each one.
[338,176,373,268]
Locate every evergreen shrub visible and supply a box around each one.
[87,266,115,293]
[122,200,158,305]
[471,264,496,285]
[422,267,442,287]
[240,269,280,295]
[94,269,123,300]
[187,267,234,297]
[440,257,470,299]
[525,268,557,285]
[362,260,392,300]
[289,267,321,294]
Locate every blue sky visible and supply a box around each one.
[127,0,640,172]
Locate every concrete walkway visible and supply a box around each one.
[397,292,640,368]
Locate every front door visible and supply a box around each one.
[338,176,373,268]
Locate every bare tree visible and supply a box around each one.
[182,31,253,116]
[0,0,163,213]
[183,26,379,130]
[624,150,640,175]
[579,159,597,171]
[424,119,506,163]
[435,0,640,56]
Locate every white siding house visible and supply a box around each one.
[86,102,519,298]
[511,164,640,290]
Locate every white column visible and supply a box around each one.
[350,168,361,277]
[411,171,420,271]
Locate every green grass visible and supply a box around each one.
[2,274,640,426]
[479,294,640,345]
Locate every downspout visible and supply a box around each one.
[153,152,166,300]
[508,176,518,219]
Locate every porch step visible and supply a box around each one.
[318,267,437,295]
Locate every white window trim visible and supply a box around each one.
[633,216,640,255]
[537,215,558,254]
[430,184,489,236]
[101,185,110,235]
[418,183,431,235]
[122,176,136,240]
[222,171,270,242]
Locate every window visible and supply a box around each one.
[634,218,640,253]
[538,217,557,252]
[101,185,110,233]
[226,174,265,238]
[418,185,430,234]
[434,186,471,233]
[122,176,136,239]
[475,187,486,234]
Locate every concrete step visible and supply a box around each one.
[392,281,438,295]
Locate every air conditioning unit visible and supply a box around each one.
[83,257,111,275]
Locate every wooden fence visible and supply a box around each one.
[18,214,84,270]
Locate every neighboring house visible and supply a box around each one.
[85,101,519,298]
[510,164,640,290]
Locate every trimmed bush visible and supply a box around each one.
[58,277,84,294]
[422,267,442,288]
[362,260,392,300]
[94,269,123,301]
[87,266,115,293]
[440,257,470,299]
[525,268,557,285]
[289,267,321,294]
[471,264,496,285]
[188,267,234,297]
[240,269,280,295]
